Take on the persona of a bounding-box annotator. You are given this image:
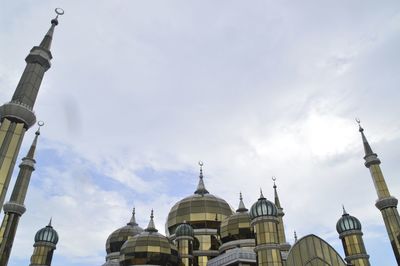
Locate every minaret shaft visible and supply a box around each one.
[368,164,390,199]
[0,129,39,265]
[0,120,26,210]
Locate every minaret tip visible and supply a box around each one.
[272,176,282,208]
[356,119,378,160]
[294,230,298,242]
[39,8,64,50]
[356,118,363,132]
[48,217,52,227]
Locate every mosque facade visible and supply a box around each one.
[0,9,399,266]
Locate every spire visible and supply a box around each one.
[128,207,138,226]
[272,177,282,209]
[48,217,52,227]
[194,161,209,195]
[145,209,158,232]
[25,121,43,160]
[259,188,265,199]
[39,8,64,50]
[356,118,376,156]
[356,119,382,168]
[342,205,349,216]
[294,231,298,242]
[236,192,248,212]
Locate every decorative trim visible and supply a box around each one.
[0,102,36,129]
[375,196,398,210]
[254,243,280,252]
[251,216,278,226]
[339,230,363,239]
[3,202,26,215]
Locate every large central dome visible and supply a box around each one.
[166,164,233,234]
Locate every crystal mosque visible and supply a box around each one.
[0,9,400,266]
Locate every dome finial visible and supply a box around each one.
[237,192,248,212]
[194,161,209,195]
[294,230,298,242]
[342,205,348,215]
[128,206,138,225]
[259,188,265,199]
[145,209,158,232]
[48,217,52,227]
[272,176,277,188]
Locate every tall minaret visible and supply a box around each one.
[0,123,42,265]
[272,177,290,255]
[0,8,63,210]
[357,120,400,263]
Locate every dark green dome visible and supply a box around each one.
[336,208,362,234]
[34,220,58,245]
[175,222,194,237]
[249,191,277,219]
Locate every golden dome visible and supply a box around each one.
[166,164,233,234]
[220,193,254,243]
[120,210,172,266]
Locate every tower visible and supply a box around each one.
[0,124,42,265]
[175,221,194,266]
[357,120,400,263]
[336,207,370,266]
[249,190,283,266]
[272,178,290,259]
[29,220,59,266]
[0,9,63,211]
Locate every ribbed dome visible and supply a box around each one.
[120,210,173,266]
[175,222,194,237]
[220,193,253,243]
[167,164,233,234]
[34,220,58,245]
[336,208,362,234]
[106,208,143,254]
[249,191,278,219]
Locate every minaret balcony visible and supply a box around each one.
[0,101,36,128]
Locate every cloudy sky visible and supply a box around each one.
[1,1,400,265]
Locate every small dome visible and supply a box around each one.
[120,210,172,266]
[106,208,143,254]
[249,190,277,219]
[336,207,362,234]
[220,193,253,243]
[34,219,58,245]
[175,222,194,237]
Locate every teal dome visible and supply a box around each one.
[336,209,362,234]
[175,222,194,237]
[34,220,59,245]
[249,192,277,219]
